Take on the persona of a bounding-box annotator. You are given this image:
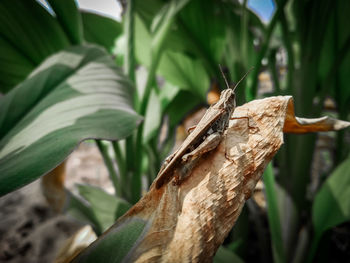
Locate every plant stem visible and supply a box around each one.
[268,49,281,94]
[112,141,127,196]
[123,0,137,201]
[133,64,157,202]
[96,140,121,197]
[124,0,136,84]
[280,10,295,94]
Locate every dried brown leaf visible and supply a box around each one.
[79,96,350,262]
[283,97,350,133]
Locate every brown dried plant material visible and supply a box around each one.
[77,96,350,263]
[283,97,350,133]
[41,161,67,212]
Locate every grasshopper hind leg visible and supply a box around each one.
[182,132,222,162]
[173,157,201,186]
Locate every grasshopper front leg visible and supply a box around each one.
[182,132,222,162]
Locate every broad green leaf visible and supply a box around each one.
[0,37,34,93]
[72,217,148,263]
[0,0,70,92]
[47,0,83,45]
[81,11,122,53]
[177,0,227,68]
[134,0,192,66]
[158,81,180,111]
[312,154,350,237]
[150,0,190,34]
[165,89,202,128]
[213,246,245,263]
[134,14,152,67]
[159,50,209,99]
[149,0,191,55]
[0,45,142,196]
[135,0,227,69]
[68,185,131,235]
[308,154,350,262]
[134,0,210,99]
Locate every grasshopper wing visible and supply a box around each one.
[155,106,225,188]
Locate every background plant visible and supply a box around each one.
[0,0,349,262]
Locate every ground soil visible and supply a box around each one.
[0,142,111,263]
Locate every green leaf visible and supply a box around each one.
[81,11,122,53]
[134,0,222,99]
[177,0,227,70]
[213,246,245,263]
[158,81,180,111]
[165,89,202,128]
[263,162,286,263]
[307,154,350,262]
[68,185,131,234]
[0,0,70,92]
[312,154,350,237]
[0,37,34,93]
[0,45,142,196]
[159,50,209,99]
[72,217,148,263]
[68,191,101,232]
[149,0,191,55]
[134,0,191,67]
[46,0,83,45]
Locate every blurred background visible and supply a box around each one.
[0,0,349,262]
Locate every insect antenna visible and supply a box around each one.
[219,64,230,90]
[232,67,254,91]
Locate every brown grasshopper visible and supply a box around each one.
[155,66,253,189]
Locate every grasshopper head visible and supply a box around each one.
[219,88,236,112]
[217,65,254,113]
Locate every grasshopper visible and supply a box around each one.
[155,66,253,189]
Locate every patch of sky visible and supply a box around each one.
[37,0,274,24]
[248,0,276,23]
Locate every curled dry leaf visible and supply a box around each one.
[76,96,350,262]
[283,97,350,133]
